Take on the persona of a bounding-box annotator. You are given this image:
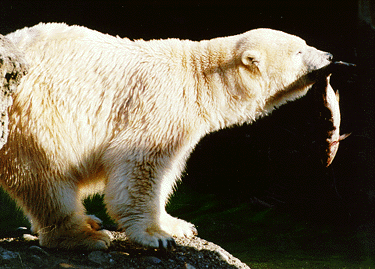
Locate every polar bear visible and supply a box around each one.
[0,23,332,250]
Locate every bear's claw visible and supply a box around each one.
[158,238,177,249]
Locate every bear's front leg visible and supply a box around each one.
[104,157,196,248]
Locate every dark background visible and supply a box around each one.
[0,0,374,265]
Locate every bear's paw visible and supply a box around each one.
[161,213,198,238]
[38,217,112,250]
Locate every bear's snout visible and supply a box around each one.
[325,52,333,62]
[304,47,333,72]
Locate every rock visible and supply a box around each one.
[0,232,250,268]
[0,246,19,260]
[29,254,45,266]
[143,256,162,265]
[0,34,28,149]
[0,246,23,269]
[215,248,230,262]
[176,236,250,269]
[88,250,112,265]
[29,245,50,257]
[185,263,196,269]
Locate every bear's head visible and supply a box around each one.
[236,28,332,109]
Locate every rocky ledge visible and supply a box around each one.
[0,231,250,269]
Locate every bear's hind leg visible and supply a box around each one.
[38,214,111,250]
[22,182,111,250]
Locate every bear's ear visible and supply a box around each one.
[241,50,261,68]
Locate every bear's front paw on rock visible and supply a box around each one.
[161,214,198,238]
[124,215,197,249]
[125,222,178,249]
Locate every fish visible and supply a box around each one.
[313,61,354,167]
[321,74,350,166]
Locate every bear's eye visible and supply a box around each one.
[296,50,303,55]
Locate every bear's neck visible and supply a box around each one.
[181,37,262,132]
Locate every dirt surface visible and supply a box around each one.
[0,231,250,269]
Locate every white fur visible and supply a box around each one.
[0,23,331,249]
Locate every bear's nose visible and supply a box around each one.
[326,52,333,61]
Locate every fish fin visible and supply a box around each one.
[335,90,340,102]
[339,133,351,141]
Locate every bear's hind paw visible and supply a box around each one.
[82,229,112,250]
[38,225,112,250]
[86,214,103,230]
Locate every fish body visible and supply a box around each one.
[322,75,350,166]
[311,60,354,167]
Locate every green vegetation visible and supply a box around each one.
[0,188,30,235]
[83,193,116,228]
